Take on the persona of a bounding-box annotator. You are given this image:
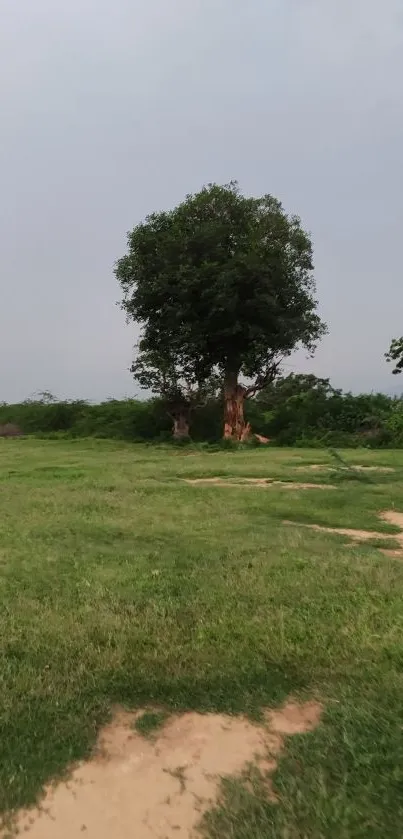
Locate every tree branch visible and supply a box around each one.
[244,358,283,398]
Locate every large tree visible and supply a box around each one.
[116,182,327,439]
[386,337,403,375]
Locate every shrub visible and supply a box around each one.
[1,378,402,447]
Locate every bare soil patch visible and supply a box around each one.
[7,701,322,839]
[381,510,403,529]
[285,510,403,557]
[295,464,395,473]
[185,477,336,490]
[352,465,394,472]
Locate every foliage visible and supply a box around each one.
[252,374,399,446]
[386,336,403,374]
[115,182,327,436]
[0,397,171,441]
[1,377,403,446]
[132,347,221,436]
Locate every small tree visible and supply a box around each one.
[116,182,327,439]
[386,337,403,374]
[132,346,219,439]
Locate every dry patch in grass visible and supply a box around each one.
[295,464,395,473]
[7,701,322,839]
[285,510,403,557]
[184,477,336,490]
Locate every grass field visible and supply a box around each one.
[1,439,403,836]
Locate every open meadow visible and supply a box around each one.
[1,438,403,837]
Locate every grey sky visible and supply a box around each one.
[1,0,402,401]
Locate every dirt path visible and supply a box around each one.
[295,465,394,473]
[185,477,336,490]
[285,510,403,557]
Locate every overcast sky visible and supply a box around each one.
[1,0,402,401]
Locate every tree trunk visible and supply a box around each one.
[223,371,249,440]
[172,414,190,440]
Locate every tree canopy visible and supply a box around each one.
[115,182,327,438]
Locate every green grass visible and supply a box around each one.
[1,439,403,835]
[133,710,169,737]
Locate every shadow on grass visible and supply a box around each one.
[0,659,304,815]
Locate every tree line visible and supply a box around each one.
[1,375,403,446]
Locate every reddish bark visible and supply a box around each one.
[223,373,271,442]
[0,423,23,437]
[223,372,248,440]
[254,433,270,444]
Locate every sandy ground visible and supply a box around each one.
[5,701,321,839]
